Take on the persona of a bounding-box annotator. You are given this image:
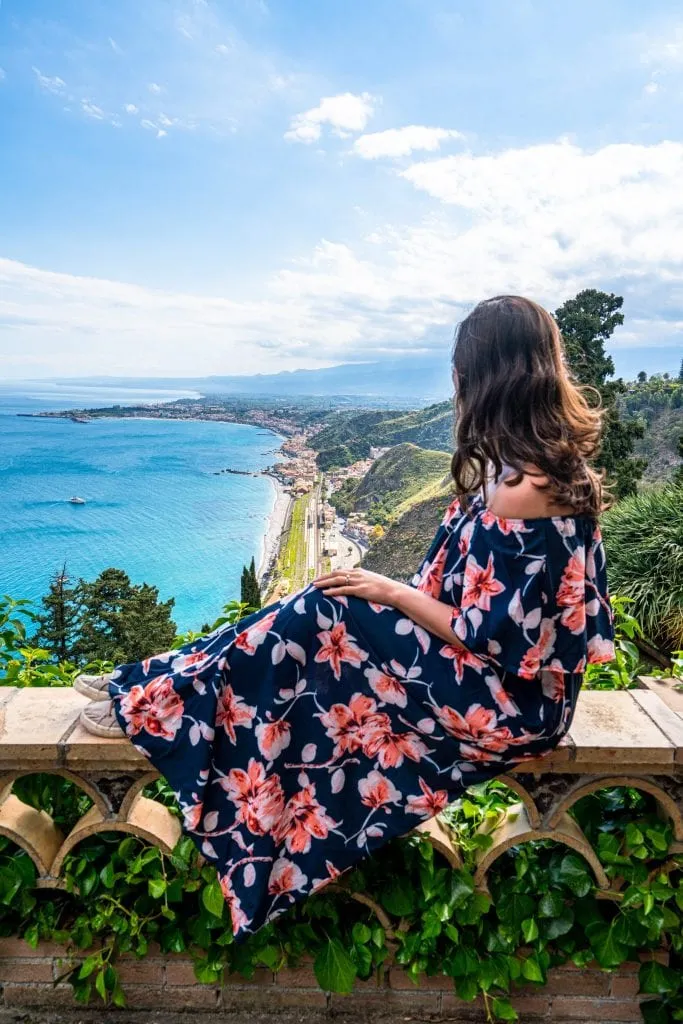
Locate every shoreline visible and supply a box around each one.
[258,474,293,585]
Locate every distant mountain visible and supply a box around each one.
[56,356,453,404]
[47,345,681,403]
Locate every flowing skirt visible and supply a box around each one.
[110,584,580,939]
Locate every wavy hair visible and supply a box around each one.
[450,295,606,517]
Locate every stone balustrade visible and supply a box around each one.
[0,677,681,896]
[0,678,681,1021]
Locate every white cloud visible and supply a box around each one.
[81,100,105,120]
[3,138,683,377]
[32,67,67,95]
[109,37,122,54]
[642,24,683,65]
[285,92,376,144]
[354,125,462,159]
[124,103,139,114]
[0,68,6,82]
[643,80,659,95]
[148,81,163,94]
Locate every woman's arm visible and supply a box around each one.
[312,568,467,648]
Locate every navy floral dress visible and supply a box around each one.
[109,494,614,939]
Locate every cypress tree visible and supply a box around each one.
[240,558,261,610]
[32,563,79,662]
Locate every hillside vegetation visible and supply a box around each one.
[313,402,452,470]
[619,374,683,484]
[362,487,453,581]
[330,443,451,525]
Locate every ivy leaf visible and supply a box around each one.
[521,918,539,943]
[352,922,372,946]
[538,892,565,918]
[640,999,671,1024]
[148,877,167,899]
[492,996,518,1021]
[639,961,680,995]
[555,854,592,897]
[78,954,100,980]
[381,879,415,916]
[99,862,115,889]
[497,893,534,925]
[194,959,223,984]
[586,921,628,969]
[544,907,575,940]
[201,879,225,919]
[455,976,478,1002]
[314,939,356,994]
[95,969,107,1002]
[521,955,544,983]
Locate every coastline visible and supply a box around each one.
[15,403,299,601]
[258,474,293,584]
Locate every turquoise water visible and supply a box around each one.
[0,384,281,631]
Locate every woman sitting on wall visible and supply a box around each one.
[76,295,614,940]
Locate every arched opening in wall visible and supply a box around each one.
[10,772,94,835]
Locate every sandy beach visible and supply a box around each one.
[258,473,292,583]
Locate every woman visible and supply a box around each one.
[76,295,614,940]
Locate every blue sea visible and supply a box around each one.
[0,382,282,631]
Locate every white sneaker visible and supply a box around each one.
[80,700,125,738]
[74,673,113,701]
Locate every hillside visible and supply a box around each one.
[362,487,453,581]
[331,443,451,524]
[617,377,682,484]
[313,401,453,469]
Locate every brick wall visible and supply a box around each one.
[0,938,660,1021]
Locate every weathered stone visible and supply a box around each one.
[0,794,63,876]
[474,802,609,891]
[0,688,88,768]
[568,692,674,766]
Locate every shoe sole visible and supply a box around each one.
[73,676,111,701]
[78,707,125,739]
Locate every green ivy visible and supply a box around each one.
[0,783,679,1022]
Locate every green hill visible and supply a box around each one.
[620,375,683,484]
[362,487,453,582]
[313,401,453,470]
[330,443,451,525]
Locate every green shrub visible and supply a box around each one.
[602,485,683,651]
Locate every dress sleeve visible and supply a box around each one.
[446,517,555,679]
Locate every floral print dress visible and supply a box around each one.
[109,494,614,939]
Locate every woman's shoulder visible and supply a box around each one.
[487,471,575,521]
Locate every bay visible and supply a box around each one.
[0,383,281,631]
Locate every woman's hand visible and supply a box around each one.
[312,568,403,606]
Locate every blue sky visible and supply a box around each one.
[1,0,682,379]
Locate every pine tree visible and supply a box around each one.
[678,357,683,383]
[240,557,261,610]
[74,568,176,665]
[32,564,79,662]
[637,370,647,384]
[554,289,646,498]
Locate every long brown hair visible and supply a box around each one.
[450,295,605,517]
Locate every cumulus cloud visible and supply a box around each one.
[285,92,376,143]
[354,125,462,159]
[642,23,683,65]
[2,138,683,376]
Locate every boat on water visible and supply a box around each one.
[68,496,86,504]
